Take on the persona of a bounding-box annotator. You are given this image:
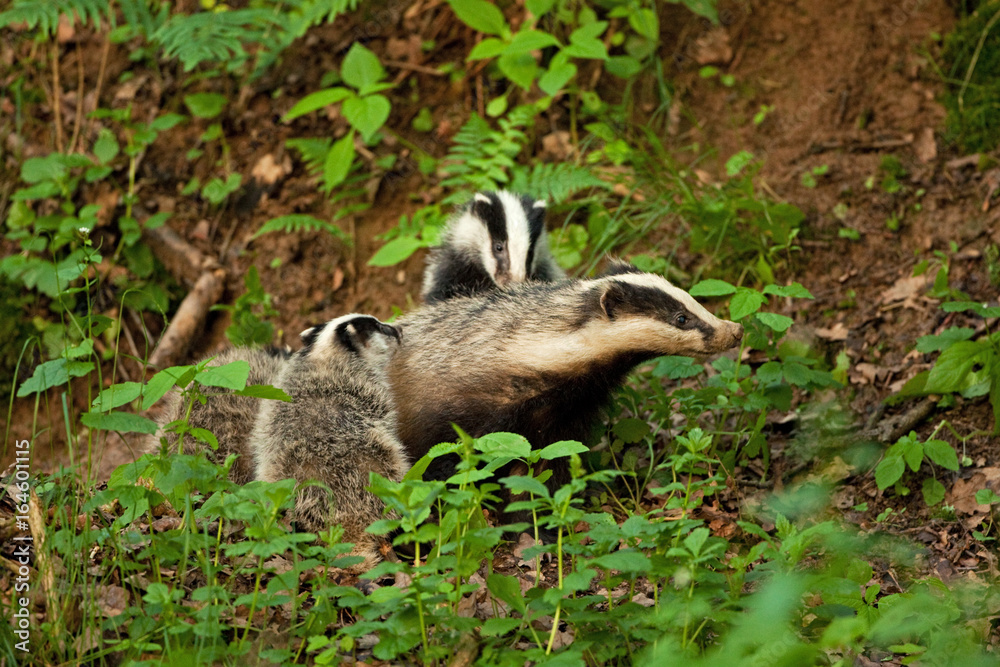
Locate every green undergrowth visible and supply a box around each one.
[9,423,999,665]
[939,1,1000,153]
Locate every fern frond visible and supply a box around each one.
[152,9,278,72]
[0,0,108,36]
[252,214,349,243]
[440,107,537,198]
[510,163,610,204]
[286,138,333,177]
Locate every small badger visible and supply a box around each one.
[421,190,565,303]
[146,346,290,484]
[390,261,744,483]
[249,313,407,572]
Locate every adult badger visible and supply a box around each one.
[421,190,564,303]
[145,346,291,484]
[250,313,407,572]
[390,261,743,483]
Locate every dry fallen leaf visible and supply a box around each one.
[914,127,937,164]
[879,273,933,308]
[251,154,291,186]
[815,322,849,341]
[694,27,733,65]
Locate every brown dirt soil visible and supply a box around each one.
[3,0,998,573]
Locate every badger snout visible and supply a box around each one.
[725,321,744,348]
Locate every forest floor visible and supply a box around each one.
[4,0,1000,604]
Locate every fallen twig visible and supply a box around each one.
[859,397,938,444]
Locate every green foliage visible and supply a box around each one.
[895,300,1000,432]
[214,267,278,347]
[940,2,1000,153]
[875,431,961,504]
[283,43,394,193]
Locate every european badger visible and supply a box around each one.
[390,261,743,486]
[146,346,290,484]
[249,313,407,572]
[421,190,565,303]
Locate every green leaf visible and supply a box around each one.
[563,21,608,59]
[202,173,241,205]
[486,96,508,117]
[17,359,94,397]
[537,440,588,460]
[612,418,650,444]
[875,455,905,490]
[283,87,352,122]
[921,477,946,506]
[684,527,710,556]
[81,410,159,435]
[526,0,556,16]
[729,288,768,321]
[725,150,755,177]
[651,355,704,379]
[197,361,250,390]
[323,131,356,191]
[505,29,560,54]
[592,549,651,572]
[368,236,424,267]
[141,365,195,411]
[897,435,923,472]
[501,475,550,498]
[149,113,186,132]
[678,0,719,22]
[538,57,576,96]
[21,155,68,184]
[93,128,120,165]
[481,617,522,636]
[474,432,531,459]
[762,283,814,299]
[689,279,736,297]
[183,92,227,119]
[341,43,387,92]
[923,439,959,471]
[916,327,975,353]
[605,55,643,78]
[342,94,391,142]
[236,384,292,401]
[976,488,1000,505]
[755,312,794,332]
[92,382,144,411]
[487,573,526,613]
[925,341,992,394]
[468,37,506,60]
[448,0,508,36]
[497,51,539,90]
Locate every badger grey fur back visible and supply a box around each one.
[250,314,406,572]
[145,346,290,484]
[391,262,744,484]
[421,190,564,303]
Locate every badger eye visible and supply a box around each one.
[493,242,505,253]
[676,314,688,326]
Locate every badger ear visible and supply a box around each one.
[599,282,628,320]
[299,325,321,351]
[599,259,642,278]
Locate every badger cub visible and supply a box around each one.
[421,190,564,303]
[391,261,744,484]
[250,313,406,572]
[146,346,290,484]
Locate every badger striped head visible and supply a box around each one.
[299,313,401,360]
[593,262,743,357]
[450,190,547,286]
